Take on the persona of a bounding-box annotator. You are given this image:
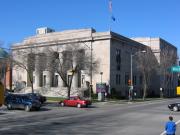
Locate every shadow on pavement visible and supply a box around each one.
[0,112,5,115]
[38,107,51,111]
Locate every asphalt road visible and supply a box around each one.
[1,99,180,135]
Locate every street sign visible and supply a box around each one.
[171,66,180,72]
[177,86,180,95]
[96,83,106,93]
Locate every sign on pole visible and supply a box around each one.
[177,86,180,95]
[171,66,180,72]
[96,83,106,93]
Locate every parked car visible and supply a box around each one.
[4,94,41,111]
[168,103,180,111]
[59,96,92,108]
[4,89,14,98]
[27,93,46,104]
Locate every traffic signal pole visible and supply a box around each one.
[129,54,133,101]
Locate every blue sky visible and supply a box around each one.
[0,0,180,54]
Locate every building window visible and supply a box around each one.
[117,64,120,71]
[139,75,143,85]
[116,74,118,85]
[82,75,85,85]
[133,75,137,85]
[54,75,58,87]
[43,75,46,86]
[116,49,121,71]
[116,74,121,85]
[125,74,129,85]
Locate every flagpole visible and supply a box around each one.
[109,14,112,31]
[108,0,116,31]
[109,0,112,31]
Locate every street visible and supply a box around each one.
[1,99,180,135]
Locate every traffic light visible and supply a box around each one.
[128,79,131,86]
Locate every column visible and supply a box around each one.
[46,71,52,87]
[57,52,64,87]
[72,55,78,88]
[34,55,40,88]
[72,72,78,88]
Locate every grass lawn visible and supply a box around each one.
[46,97,66,102]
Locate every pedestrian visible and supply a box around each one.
[165,116,176,135]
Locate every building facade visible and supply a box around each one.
[132,37,178,97]
[12,28,178,98]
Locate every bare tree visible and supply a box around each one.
[44,43,99,99]
[11,48,35,93]
[0,43,10,89]
[135,48,158,100]
[158,47,177,97]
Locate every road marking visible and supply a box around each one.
[160,119,180,135]
[160,131,166,135]
[175,119,180,124]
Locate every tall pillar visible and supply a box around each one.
[34,71,40,88]
[44,52,54,88]
[34,55,40,88]
[72,72,78,88]
[72,55,78,88]
[58,74,63,87]
[46,71,52,87]
[57,53,64,87]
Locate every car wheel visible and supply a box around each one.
[7,104,12,110]
[173,106,178,112]
[25,105,31,112]
[60,102,65,107]
[77,103,81,108]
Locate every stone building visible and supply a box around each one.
[11,27,178,98]
[132,37,178,97]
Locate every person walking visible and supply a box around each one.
[165,116,176,135]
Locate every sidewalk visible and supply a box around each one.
[93,98,167,106]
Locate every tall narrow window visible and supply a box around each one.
[125,74,129,85]
[133,75,137,85]
[82,75,85,85]
[116,74,121,85]
[118,75,121,85]
[54,75,58,87]
[116,74,118,85]
[43,75,46,86]
[139,75,143,85]
[116,49,121,71]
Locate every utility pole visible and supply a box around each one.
[129,50,146,101]
[129,54,133,101]
[90,35,93,100]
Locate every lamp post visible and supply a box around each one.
[129,50,146,101]
[90,40,93,100]
[100,72,103,84]
[98,71,103,101]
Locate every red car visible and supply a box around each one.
[59,96,91,108]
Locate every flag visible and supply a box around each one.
[111,15,116,21]
[109,0,116,21]
[109,0,112,12]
